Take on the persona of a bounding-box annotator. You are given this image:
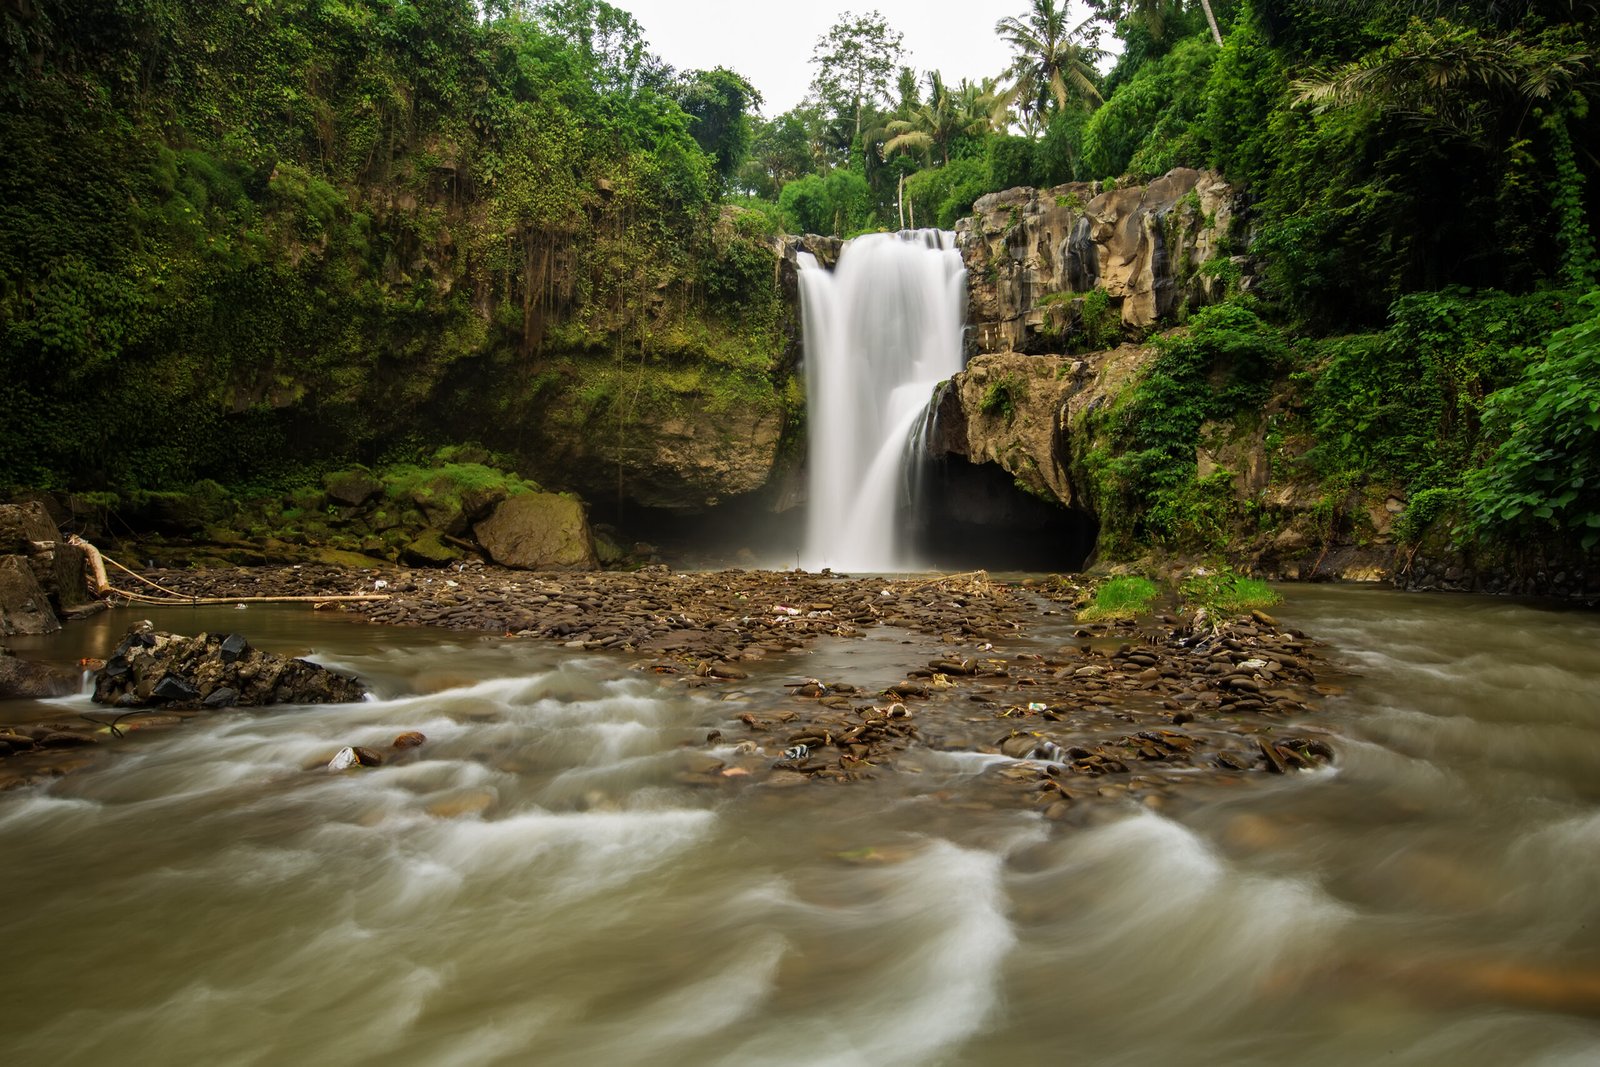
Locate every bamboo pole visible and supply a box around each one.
[64,536,390,607]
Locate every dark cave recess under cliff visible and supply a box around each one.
[604,457,1098,573]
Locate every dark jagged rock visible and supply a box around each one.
[92,623,366,709]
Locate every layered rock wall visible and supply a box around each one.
[957,168,1246,354]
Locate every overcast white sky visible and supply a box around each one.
[615,1,1097,116]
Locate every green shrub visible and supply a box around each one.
[979,374,1025,423]
[987,136,1036,192]
[1179,567,1281,617]
[1465,290,1600,549]
[1085,301,1288,554]
[1077,576,1160,621]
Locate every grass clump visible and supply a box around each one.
[979,374,1025,423]
[1179,567,1280,617]
[1076,575,1160,621]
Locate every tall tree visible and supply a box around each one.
[676,67,762,192]
[810,9,905,150]
[1084,1,1221,46]
[534,0,672,97]
[997,0,1106,131]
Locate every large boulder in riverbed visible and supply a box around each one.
[0,647,77,698]
[92,624,367,708]
[0,555,59,636]
[473,492,598,570]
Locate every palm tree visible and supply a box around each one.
[881,72,989,166]
[1292,19,1591,142]
[957,76,1015,137]
[996,0,1106,131]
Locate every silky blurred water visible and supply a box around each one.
[2,588,1598,1065]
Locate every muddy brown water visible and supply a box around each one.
[2,585,1598,1064]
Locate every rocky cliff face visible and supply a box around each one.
[930,349,1151,511]
[927,345,1408,582]
[956,168,1246,354]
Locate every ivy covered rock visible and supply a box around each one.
[92,624,367,709]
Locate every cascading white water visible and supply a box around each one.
[798,230,967,571]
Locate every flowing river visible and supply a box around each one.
[2,586,1598,1065]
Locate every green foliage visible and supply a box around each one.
[1304,288,1580,495]
[1082,35,1216,179]
[1080,288,1121,350]
[1545,105,1599,289]
[1035,106,1090,185]
[1179,566,1281,617]
[676,67,762,192]
[1200,13,1283,185]
[1465,291,1600,549]
[980,374,1026,423]
[0,0,779,496]
[1393,485,1464,544]
[378,456,538,510]
[1077,575,1159,620]
[779,170,873,236]
[996,0,1106,126]
[1084,301,1288,553]
[810,9,905,148]
[1241,3,1600,324]
[903,156,989,229]
[987,136,1037,191]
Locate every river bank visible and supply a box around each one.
[2,563,1336,813]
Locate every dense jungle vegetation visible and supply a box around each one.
[1,0,782,503]
[2,0,1598,563]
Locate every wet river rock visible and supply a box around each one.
[92,622,367,709]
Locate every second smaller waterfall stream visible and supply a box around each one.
[799,231,967,571]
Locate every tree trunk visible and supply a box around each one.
[1199,0,1223,46]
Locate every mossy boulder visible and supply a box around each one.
[379,461,534,536]
[473,493,597,571]
[401,529,463,567]
[323,466,383,507]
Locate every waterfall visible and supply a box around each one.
[798,230,967,571]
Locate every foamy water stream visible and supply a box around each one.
[3,588,1599,1064]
